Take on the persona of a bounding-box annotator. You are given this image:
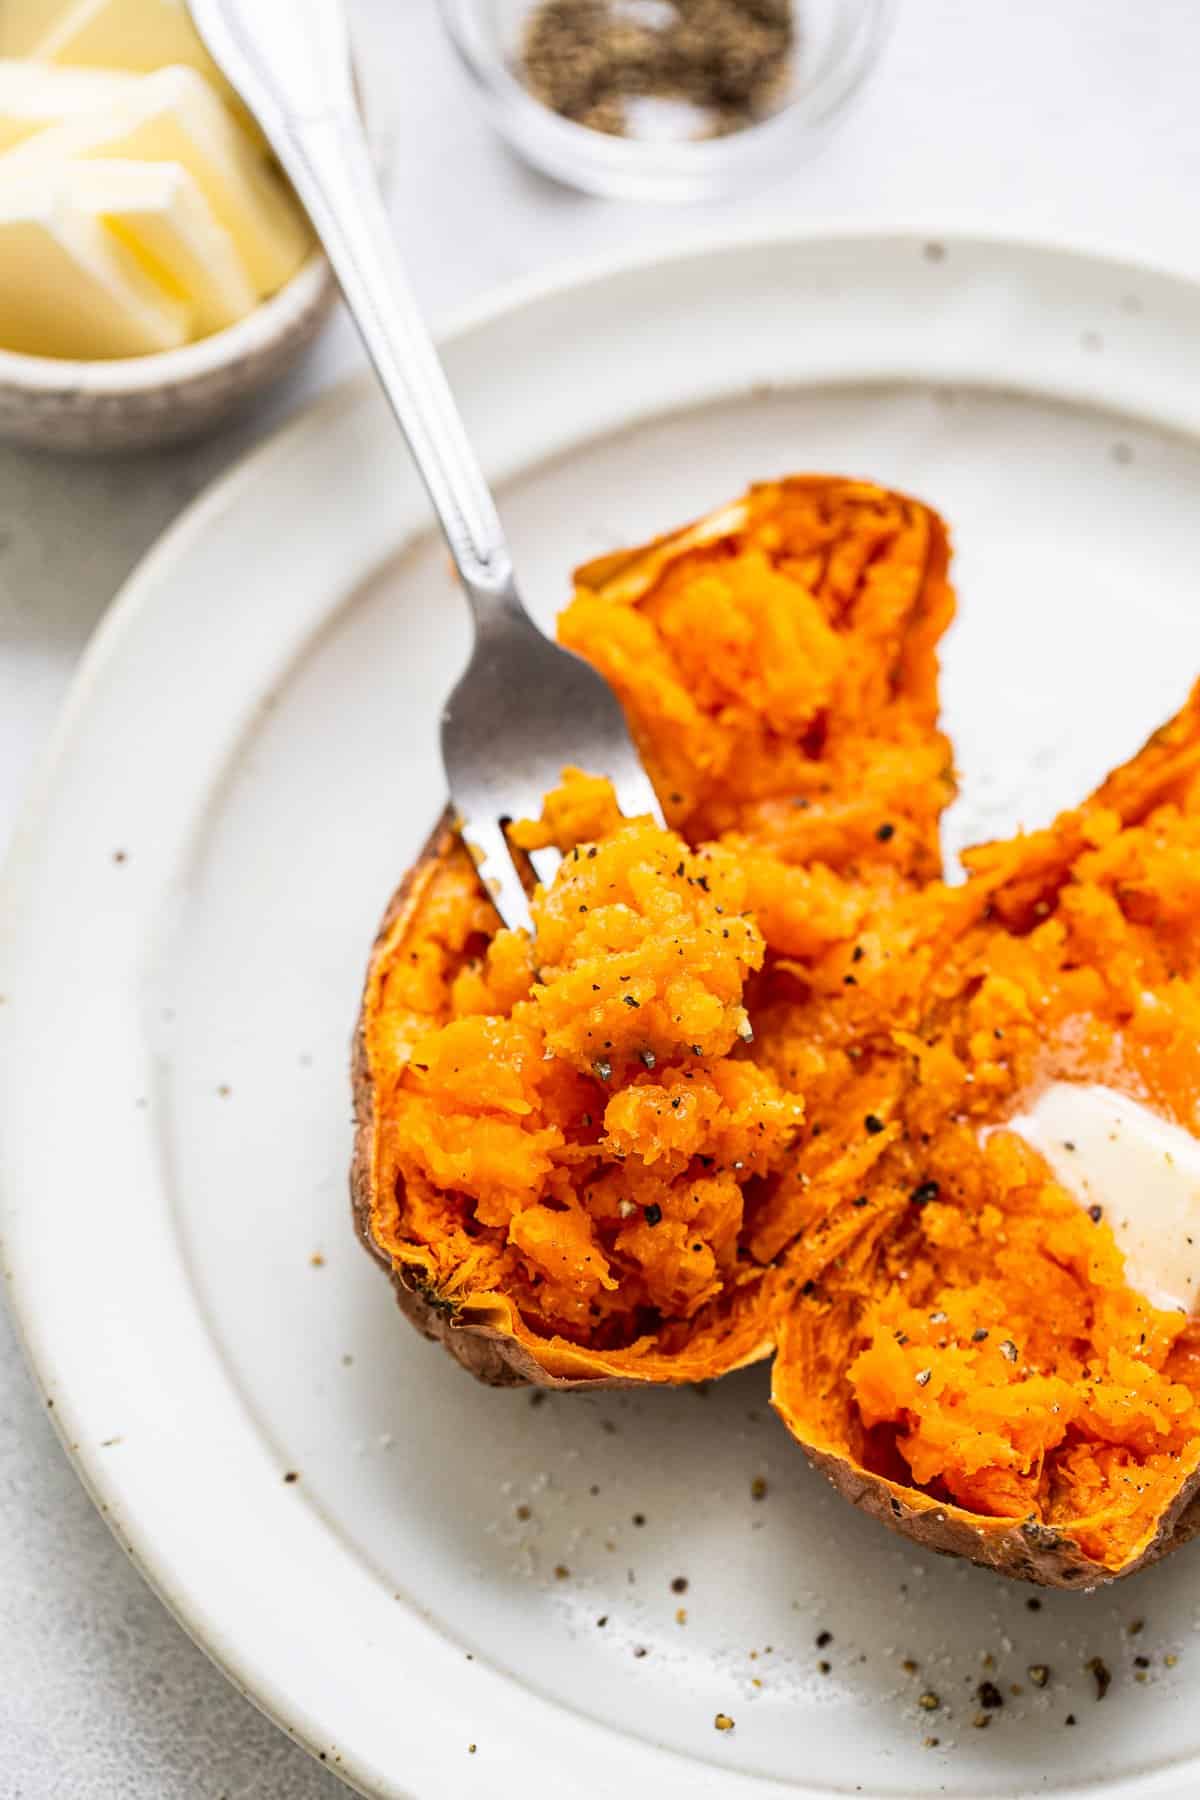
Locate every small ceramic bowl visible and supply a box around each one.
[0,248,337,454]
[439,0,893,203]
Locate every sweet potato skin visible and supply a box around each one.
[351,810,550,1388]
[788,1422,1200,1590]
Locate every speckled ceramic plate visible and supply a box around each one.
[4,227,1200,1799]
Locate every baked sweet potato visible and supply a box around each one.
[351,473,1200,1585]
[352,477,956,1386]
[769,684,1200,1584]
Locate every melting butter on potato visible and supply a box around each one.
[0,1,312,359]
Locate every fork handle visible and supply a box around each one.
[191,0,516,613]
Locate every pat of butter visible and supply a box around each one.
[0,1,69,57]
[0,187,188,357]
[3,65,310,296]
[34,0,229,93]
[68,158,256,334]
[1005,1082,1200,1314]
[0,60,139,152]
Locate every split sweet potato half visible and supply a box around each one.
[352,477,954,1383]
[351,475,1200,1585]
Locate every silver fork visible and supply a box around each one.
[191,0,662,934]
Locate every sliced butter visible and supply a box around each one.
[68,158,256,334]
[0,187,188,357]
[3,65,311,295]
[33,0,227,89]
[0,1,73,57]
[0,59,139,151]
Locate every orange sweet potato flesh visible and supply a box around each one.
[351,475,1200,1583]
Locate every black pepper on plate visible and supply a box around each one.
[1087,1656,1113,1700]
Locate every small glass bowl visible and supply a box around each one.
[438,0,893,203]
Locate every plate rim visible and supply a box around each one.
[7,218,1200,1800]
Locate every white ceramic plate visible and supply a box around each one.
[5,228,1200,1800]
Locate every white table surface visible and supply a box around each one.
[3,1,1200,1792]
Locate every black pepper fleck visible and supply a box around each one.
[1087,1657,1112,1700]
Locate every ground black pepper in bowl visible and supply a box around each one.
[521,0,796,139]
